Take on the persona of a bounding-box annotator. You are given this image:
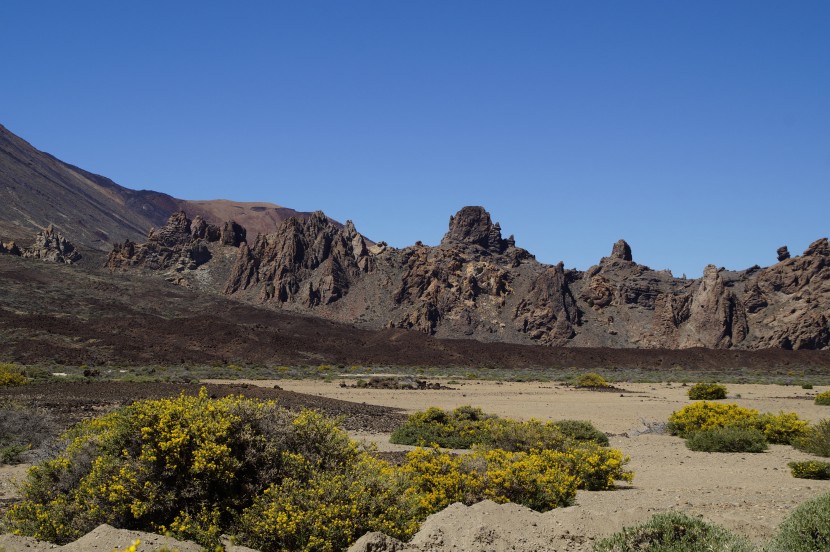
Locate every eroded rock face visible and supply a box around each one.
[679,265,748,348]
[22,225,81,264]
[105,211,239,275]
[224,211,372,307]
[114,205,830,350]
[442,206,510,254]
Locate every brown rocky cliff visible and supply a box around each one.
[115,204,830,351]
[223,211,371,307]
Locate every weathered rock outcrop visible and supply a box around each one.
[0,240,22,256]
[105,211,240,275]
[110,205,830,351]
[22,225,81,264]
[224,211,371,307]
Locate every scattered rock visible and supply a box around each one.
[0,240,22,256]
[22,225,81,264]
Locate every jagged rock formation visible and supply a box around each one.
[115,205,830,351]
[224,211,371,307]
[106,211,244,282]
[21,224,82,264]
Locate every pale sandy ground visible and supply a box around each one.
[219,379,830,549]
[3,380,830,551]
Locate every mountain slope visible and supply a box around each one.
[0,124,329,251]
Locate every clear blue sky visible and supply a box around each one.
[2,1,828,277]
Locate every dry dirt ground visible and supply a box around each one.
[211,379,830,549]
[3,380,830,551]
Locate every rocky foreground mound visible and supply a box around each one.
[108,207,830,351]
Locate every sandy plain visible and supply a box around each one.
[3,379,830,551]
[207,378,830,549]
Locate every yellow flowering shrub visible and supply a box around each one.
[574,373,610,388]
[0,363,29,387]
[815,391,830,406]
[400,444,631,513]
[668,402,809,446]
[6,389,366,549]
[237,454,421,551]
[757,412,809,445]
[667,402,759,438]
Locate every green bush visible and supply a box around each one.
[0,363,29,387]
[554,419,609,447]
[815,391,830,406]
[390,407,608,451]
[765,491,830,552]
[688,383,727,400]
[574,372,609,388]
[593,511,754,552]
[389,406,501,449]
[793,419,830,457]
[788,461,830,480]
[685,426,768,453]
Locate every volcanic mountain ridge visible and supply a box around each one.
[105,207,830,351]
[0,123,333,252]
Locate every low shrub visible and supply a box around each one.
[815,391,830,406]
[0,363,29,387]
[765,491,830,552]
[390,407,609,452]
[793,419,830,457]
[802,383,814,390]
[593,511,754,552]
[667,402,759,438]
[4,389,416,549]
[574,372,609,388]
[0,401,57,464]
[554,419,610,447]
[688,382,727,400]
[390,406,501,449]
[237,453,421,550]
[685,426,768,453]
[788,461,830,480]
[756,412,809,445]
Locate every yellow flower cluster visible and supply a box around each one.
[238,453,420,551]
[815,390,830,405]
[668,402,809,444]
[668,401,760,437]
[7,389,635,552]
[0,362,29,386]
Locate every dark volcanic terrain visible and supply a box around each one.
[2,252,829,375]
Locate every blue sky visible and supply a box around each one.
[2,1,828,277]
